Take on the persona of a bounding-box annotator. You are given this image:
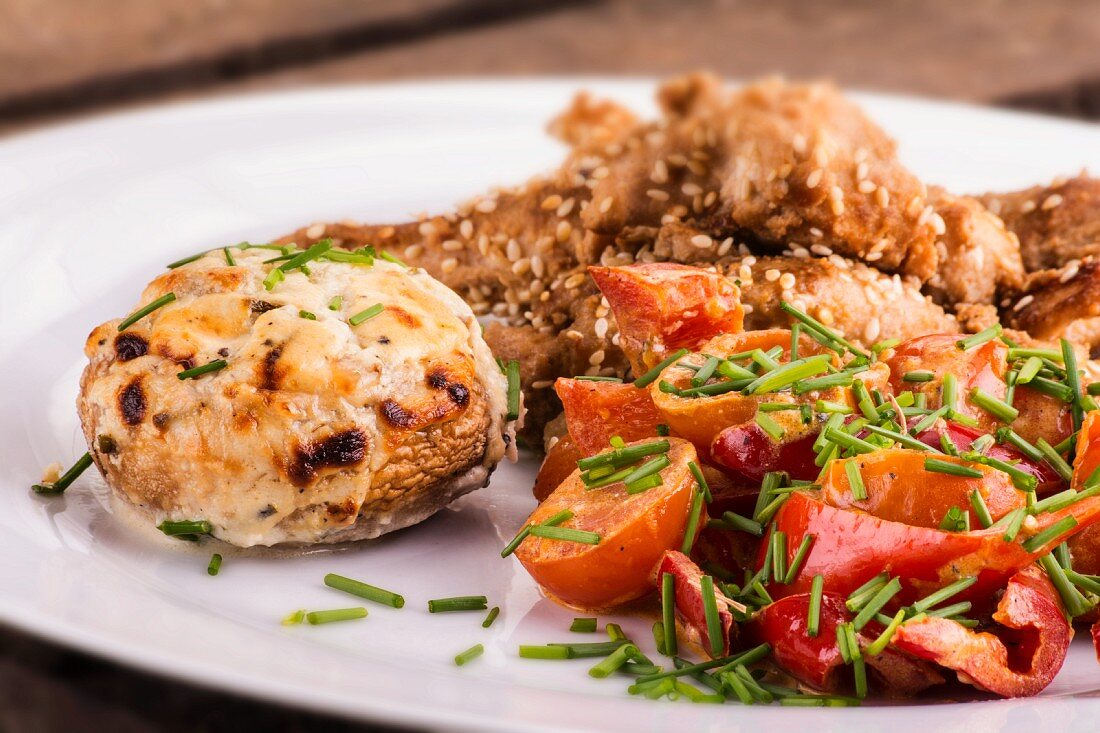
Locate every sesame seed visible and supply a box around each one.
[598,196,614,214]
[857,180,876,194]
[930,213,947,236]
[1041,194,1064,210]
[530,255,545,279]
[1020,200,1037,214]
[765,268,781,282]
[591,166,610,180]
[556,221,573,243]
[541,194,563,210]
[459,219,474,239]
[565,273,586,289]
[863,317,881,343]
[531,380,553,389]
[442,239,463,252]
[512,258,531,275]
[566,329,584,340]
[306,223,326,239]
[557,198,576,217]
[651,160,669,184]
[647,189,670,202]
[792,133,808,155]
[506,239,522,262]
[418,221,436,237]
[779,273,796,289]
[855,162,869,181]
[682,182,704,196]
[441,258,458,274]
[475,198,498,214]
[691,234,713,248]
[810,244,833,256]
[404,244,424,259]
[594,318,609,339]
[875,186,890,208]
[1060,261,1080,282]
[805,169,823,189]
[792,246,810,258]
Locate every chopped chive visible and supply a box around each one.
[750,347,782,372]
[583,465,635,489]
[846,576,888,613]
[177,359,228,380]
[771,531,788,584]
[700,576,724,658]
[1038,555,1094,618]
[1022,516,1078,553]
[327,295,342,311]
[816,399,852,414]
[661,572,677,656]
[998,508,1027,542]
[1029,376,1075,402]
[1036,438,1074,482]
[970,433,996,454]
[634,348,690,388]
[625,474,663,494]
[864,609,905,656]
[652,620,667,656]
[605,623,627,642]
[790,323,802,360]
[784,535,815,585]
[863,424,939,453]
[911,577,978,616]
[621,455,670,485]
[994,427,1044,463]
[1030,488,1081,515]
[755,412,786,441]
[529,525,601,545]
[500,359,521,422]
[745,355,832,395]
[455,643,485,666]
[970,489,994,528]
[924,457,983,479]
[519,645,570,660]
[31,452,93,495]
[482,606,500,628]
[349,303,384,326]
[902,370,935,382]
[655,423,670,435]
[546,641,628,658]
[940,432,960,456]
[207,553,222,576]
[1063,338,1085,430]
[158,519,212,537]
[836,623,852,664]
[222,247,236,266]
[779,301,868,357]
[969,387,1019,423]
[681,487,705,554]
[570,617,598,633]
[278,240,332,272]
[793,372,854,394]
[688,461,712,502]
[324,573,404,608]
[376,250,406,267]
[758,402,801,412]
[1090,382,1100,397]
[937,501,972,530]
[957,324,1002,351]
[823,427,877,455]
[962,452,1038,491]
[941,373,958,414]
[589,643,639,678]
[166,251,206,269]
[1016,356,1043,385]
[428,596,488,613]
[281,609,306,625]
[807,574,824,637]
[118,292,176,331]
[692,356,721,387]
[845,460,867,501]
[306,607,367,625]
[716,359,757,380]
[262,268,285,291]
[722,511,764,537]
[298,310,316,320]
[577,440,670,471]
[852,578,901,630]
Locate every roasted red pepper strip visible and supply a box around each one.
[891,566,1072,697]
[710,423,821,483]
[588,263,743,374]
[554,378,663,456]
[915,423,1064,494]
[656,551,735,657]
[750,592,943,695]
[1071,410,1100,489]
[768,491,1100,609]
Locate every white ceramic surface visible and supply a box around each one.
[2,80,1100,733]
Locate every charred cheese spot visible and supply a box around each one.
[287,429,368,486]
[426,368,471,406]
[152,412,171,430]
[250,299,278,314]
[387,306,420,328]
[261,345,284,391]
[380,399,416,429]
[325,497,359,522]
[119,379,146,425]
[114,333,148,362]
[97,434,118,454]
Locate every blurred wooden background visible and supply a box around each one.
[4,1,1100,731]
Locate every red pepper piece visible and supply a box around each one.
[589,263,744,374]
[710,423,821,483]
[656,550,735,657]
[554,377,664,457]
[891,566,1072,697]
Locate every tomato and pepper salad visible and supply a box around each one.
[509,262,1100,704]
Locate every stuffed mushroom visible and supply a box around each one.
[78,243,514,547]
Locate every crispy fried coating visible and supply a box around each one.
[1003,258,1100,356]
[925,187,1024,305]
[980,174,1100,271]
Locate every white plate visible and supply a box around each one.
[2,80,1100,733]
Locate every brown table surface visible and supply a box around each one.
[5,1,1100,731]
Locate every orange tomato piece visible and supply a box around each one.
[554,377,664,456]
[515,438,700,610]
[820,448,1025,528]
[588,263,744,374]
[1012,384,1073,449]
[533,435,583,502]
[1071,410,1100,490]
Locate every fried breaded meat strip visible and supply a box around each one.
[276,74,1040,439]
[980,174,1100,271]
